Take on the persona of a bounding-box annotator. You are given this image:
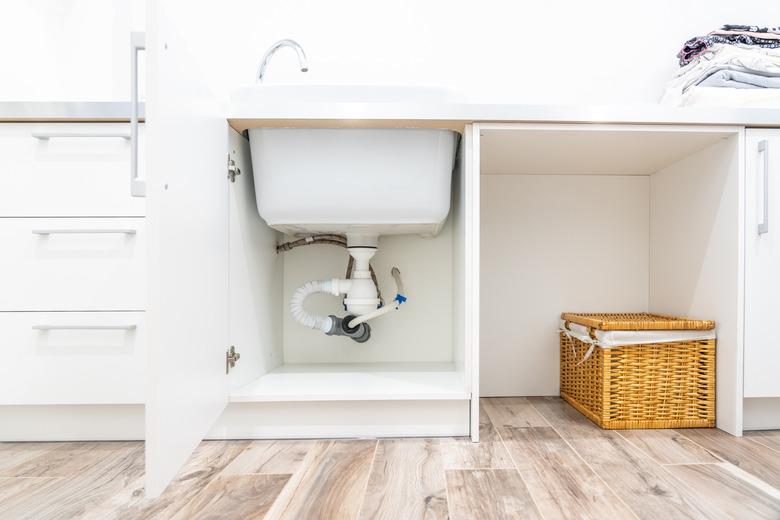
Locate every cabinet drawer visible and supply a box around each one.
[0,123,145,217]
[0,312,145,404]
[0,218,145,311]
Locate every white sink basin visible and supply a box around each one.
[230,84,464,105]
[235,84,462,238]
[249,127,458,237]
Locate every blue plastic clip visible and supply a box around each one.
[394,294,407,304]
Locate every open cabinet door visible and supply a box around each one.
[145,1,229,497]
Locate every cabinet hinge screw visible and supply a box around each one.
[227,154,241,182]
[226,345,240,374]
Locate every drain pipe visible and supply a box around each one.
[288,235,405,342]
[289,278,372,343]
[348,267,406,328]
[289,280,337,333]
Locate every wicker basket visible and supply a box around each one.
[559,312,716,429]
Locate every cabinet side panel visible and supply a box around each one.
[649,133,743,435]
[452,131,466,372]
[467,124,480,441]
[228,128,283,390]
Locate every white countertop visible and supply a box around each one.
[0,102,145,121]
[227,101,780,132]
[2,100,774,129]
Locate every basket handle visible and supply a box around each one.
[561,322,598,364]
[561,321,577,357]
[575,343,597,366]
[576,328,599,365]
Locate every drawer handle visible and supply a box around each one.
[31,132,131,140]
[32,324,137,331]
[31,229,137,235]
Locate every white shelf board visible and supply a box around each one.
[229,362,469,403]
[479,125,739,176]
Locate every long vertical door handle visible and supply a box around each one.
[758,140,769,235]
[130,31,146,197]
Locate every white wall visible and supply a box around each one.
[163,0,780,105]
[6,1,779,103]
[480,174,649,396]
[281,227,454,364]
[0,0,145,101]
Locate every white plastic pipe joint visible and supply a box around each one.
[343,246,380,315]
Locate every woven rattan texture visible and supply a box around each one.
[560,332,715,429]
[561,312,715,331]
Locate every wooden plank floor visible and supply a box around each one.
[2,398,780,520]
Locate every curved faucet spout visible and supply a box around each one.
[256,39,308,83]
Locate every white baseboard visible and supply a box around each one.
[0,400,472,442]
[744,397,780,430]
[0,404,144,441]
[207,400,470,440]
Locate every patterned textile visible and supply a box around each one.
[678,34,780,66]
[712,30,780,41]
[721,24,780,35]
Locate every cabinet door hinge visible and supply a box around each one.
[226,345,240,374]
[227,154,241,183]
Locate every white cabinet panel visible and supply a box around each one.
[0,123,145,217]
[745,129,780,397]
[145,0,230,498]
[0,312,145,405]
[0,218,145,311]
[227,128,283,391]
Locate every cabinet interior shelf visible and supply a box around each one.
[229,362,469,402]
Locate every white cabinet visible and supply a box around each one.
[142,4,478,496]
[0,123,145,217]
[0,118,146,437]
[0,218,145,311]
[0,312,145,405]
[745,129,780,398]
[476,124,744,435]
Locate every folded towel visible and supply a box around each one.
[697,69,780,89]
[664,24,780,107]
[671,86,780,108]
[661,45,780,105]
[674,44,780,87]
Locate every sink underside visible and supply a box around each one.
[248,127,458,237]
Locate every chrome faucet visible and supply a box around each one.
[256,39,309,83]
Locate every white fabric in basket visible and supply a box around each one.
[559,320,716,349]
